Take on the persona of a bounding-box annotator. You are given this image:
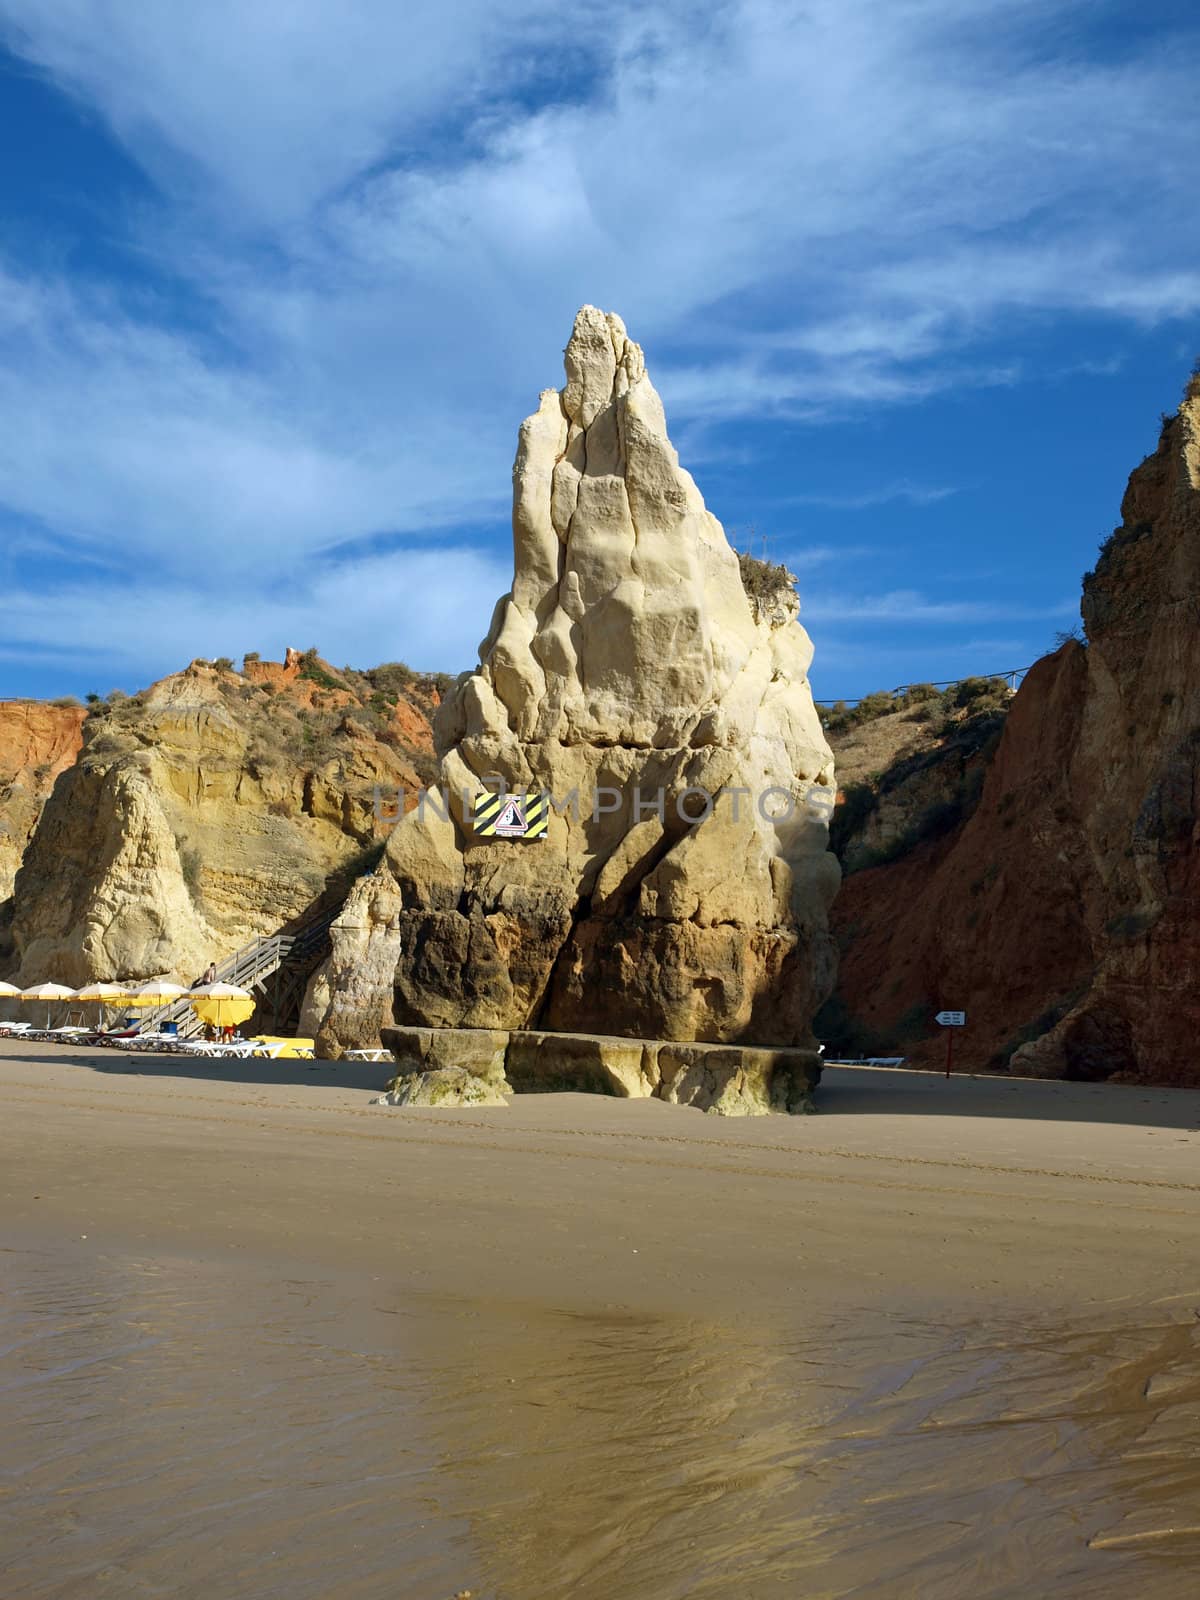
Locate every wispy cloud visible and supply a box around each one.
[0,267,506,573]
[0,546,511,684]
[802,589,1078,624]
[780,483,959,511]
[783,545,877,570]
[0,0,1195,686]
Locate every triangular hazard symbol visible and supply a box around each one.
[494,797,526,833]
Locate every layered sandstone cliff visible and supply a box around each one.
[0,700,86,909]
[9,653,437,986]
[323,306,839,1052]
[827,375,1200,1083]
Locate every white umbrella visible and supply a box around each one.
[129,980,189,1006]
[74,982,131,1000]
[20,982,77,1029]
[0,980,20,1024]
[74,982,136,1028]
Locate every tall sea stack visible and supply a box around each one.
[312,307,840,1053]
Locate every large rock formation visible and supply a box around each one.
[9,654,437,986]
[300,864,404,1056]
[380,1022,821,1115]
[827,373,1200,1084]
[0,700,86,909]
[375,306,839,1048]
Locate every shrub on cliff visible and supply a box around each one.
[737,550,797,621]
[952,676,1010,712]
[297,648,344,692]
[823,682,956,735]
[365,661,416,698]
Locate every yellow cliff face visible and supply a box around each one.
[0,700,87,907]
[7,654,439,986]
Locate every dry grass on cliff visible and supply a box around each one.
[736,550,798,621]
[83,655,441,791]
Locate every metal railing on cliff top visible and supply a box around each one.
[812,666,1031,708]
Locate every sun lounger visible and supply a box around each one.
[343,1048,390,1062]
[0,1022,34,1035]
[175,1039,249,1058]
[247,1039,318,1060]
[824,1055,908,1067]
[112,1032,185,1052]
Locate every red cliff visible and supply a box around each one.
[829,374,1200,1084]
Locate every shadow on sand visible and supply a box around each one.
[15,1046,395,1096]
[818,1062,1200,1130]
[6,1040,1200,1132]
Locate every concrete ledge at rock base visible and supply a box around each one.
[377,1025,821,1116]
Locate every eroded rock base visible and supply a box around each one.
[379,1025,821,1116]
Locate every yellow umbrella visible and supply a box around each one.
[20,982,77,1029]
[189,982,255,1029]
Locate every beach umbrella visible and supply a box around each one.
[189,982,255,1029]
[75,982,135,1028]
[129,980,189,1005]
[20,982,77,1029]
[74,982,133,1002]
[123,980,190,1031]
[0,980,20,1023]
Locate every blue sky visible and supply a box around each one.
[0,1,1197,703]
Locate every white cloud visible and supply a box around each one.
[0,0,1196,688]
[0,268,506,573]
[0,547,511,683]
[801,588,1077,624]
[782,544,877,570]
[781,484,959,511]
[0,0,581,223]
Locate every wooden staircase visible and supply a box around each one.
[137,911,339,1039]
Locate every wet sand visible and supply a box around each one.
[4,1042,1200,1597]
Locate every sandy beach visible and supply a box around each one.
[4,1041,1200,1597]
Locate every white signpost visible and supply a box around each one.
[936,1010,966,1076]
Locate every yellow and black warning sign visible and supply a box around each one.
[472,790,548,841]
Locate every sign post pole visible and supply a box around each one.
[934,1010,966,1079]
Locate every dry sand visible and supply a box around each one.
[4,1041,1200,1597]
